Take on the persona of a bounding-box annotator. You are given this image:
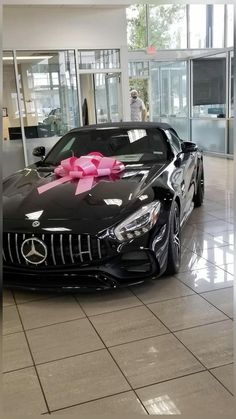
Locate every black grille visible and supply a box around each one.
[3,232,107,268]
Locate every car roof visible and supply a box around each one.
[69,121,172,133]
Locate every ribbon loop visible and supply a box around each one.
[38,152,124,196]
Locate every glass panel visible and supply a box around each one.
[189,5,206,48]
[106,74,122,122]
[148,4,187,49]
[160,117,189,141]
[229,51,234,155]
[230,52,234,117]
[128,61,149,78]
[191,119,226,153]
[212,5,225,48]
[228,118,234,155]
[94,73,122,124]
[192,54,226,118]
[160,62,187,117]
[94,73,108,124]
[126,4,147,49]
[150,62,160,120]
[160,67,170,117]
[150,60,187,122]
[16,50,79,165]
[227,4,234,47]
[3,51,25,177]
[78,49,120,70]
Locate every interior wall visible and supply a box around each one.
[3,6,127,49]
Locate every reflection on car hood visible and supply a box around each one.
[3,163,167,225]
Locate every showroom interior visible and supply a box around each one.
[2,0,234,416]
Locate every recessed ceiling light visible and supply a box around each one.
[3,56,53,61]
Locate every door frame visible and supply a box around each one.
[78,70,123,125]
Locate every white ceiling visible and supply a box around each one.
[3,0,135,6]
[3,1,228,8]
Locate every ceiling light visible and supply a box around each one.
[3,56,53,61]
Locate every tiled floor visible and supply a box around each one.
[3,156,234,416]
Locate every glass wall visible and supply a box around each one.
[126,3,234,153]
[212,5,225,48]
[128,61,149,78]
[191,53,227,153]
[78,50,120,70]
[15,50,79,164]
[228,51,234,154]
[127,4,234,50]
[192,54,226,118]
[189,4,207,48]
[2,51,25,177]
[126,4,147,49]
[134,49,233,150]
[148,4,186,49]
[3,49,123,176]
[149,63,160,121]
[191,119,226,153]
[150,60,189,139]
[230,51,234,118]
[227,4,234,47]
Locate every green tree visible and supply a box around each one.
[127,4,186,50]
[127,5,147,49]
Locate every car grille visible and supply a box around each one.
[3,232,108,268]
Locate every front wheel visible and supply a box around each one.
[165,201,181,275]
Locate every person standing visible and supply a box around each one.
[130,89,147,122]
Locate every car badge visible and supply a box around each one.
[32,221,40,227]
[21,237,47,265]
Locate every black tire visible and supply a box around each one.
[193,164,204,207]
[165,201,181,275]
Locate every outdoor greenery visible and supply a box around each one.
[127,4,186,50]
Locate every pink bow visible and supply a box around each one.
[37,152,125,196]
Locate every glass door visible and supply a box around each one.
[105,73,122,122]
[93,72,122,123]
[94,73,108,124]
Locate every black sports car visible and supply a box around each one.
[3,122,204,291]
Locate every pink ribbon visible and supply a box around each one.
[37,152,125,196]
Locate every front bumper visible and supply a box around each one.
[4,249,160,291]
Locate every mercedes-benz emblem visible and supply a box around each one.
[21,238,47,265]
[32,221,40,227]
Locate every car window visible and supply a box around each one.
[44,128,170,165]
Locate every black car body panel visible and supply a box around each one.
[3,122,203,291]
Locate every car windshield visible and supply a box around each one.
[43,127,169,166]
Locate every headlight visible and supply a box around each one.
[113,201,161,242]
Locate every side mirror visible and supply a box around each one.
[33,146,45,159]
[181,141,197,153]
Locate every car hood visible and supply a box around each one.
[3,162,167,229]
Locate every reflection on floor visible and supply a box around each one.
[3,156,234,416]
